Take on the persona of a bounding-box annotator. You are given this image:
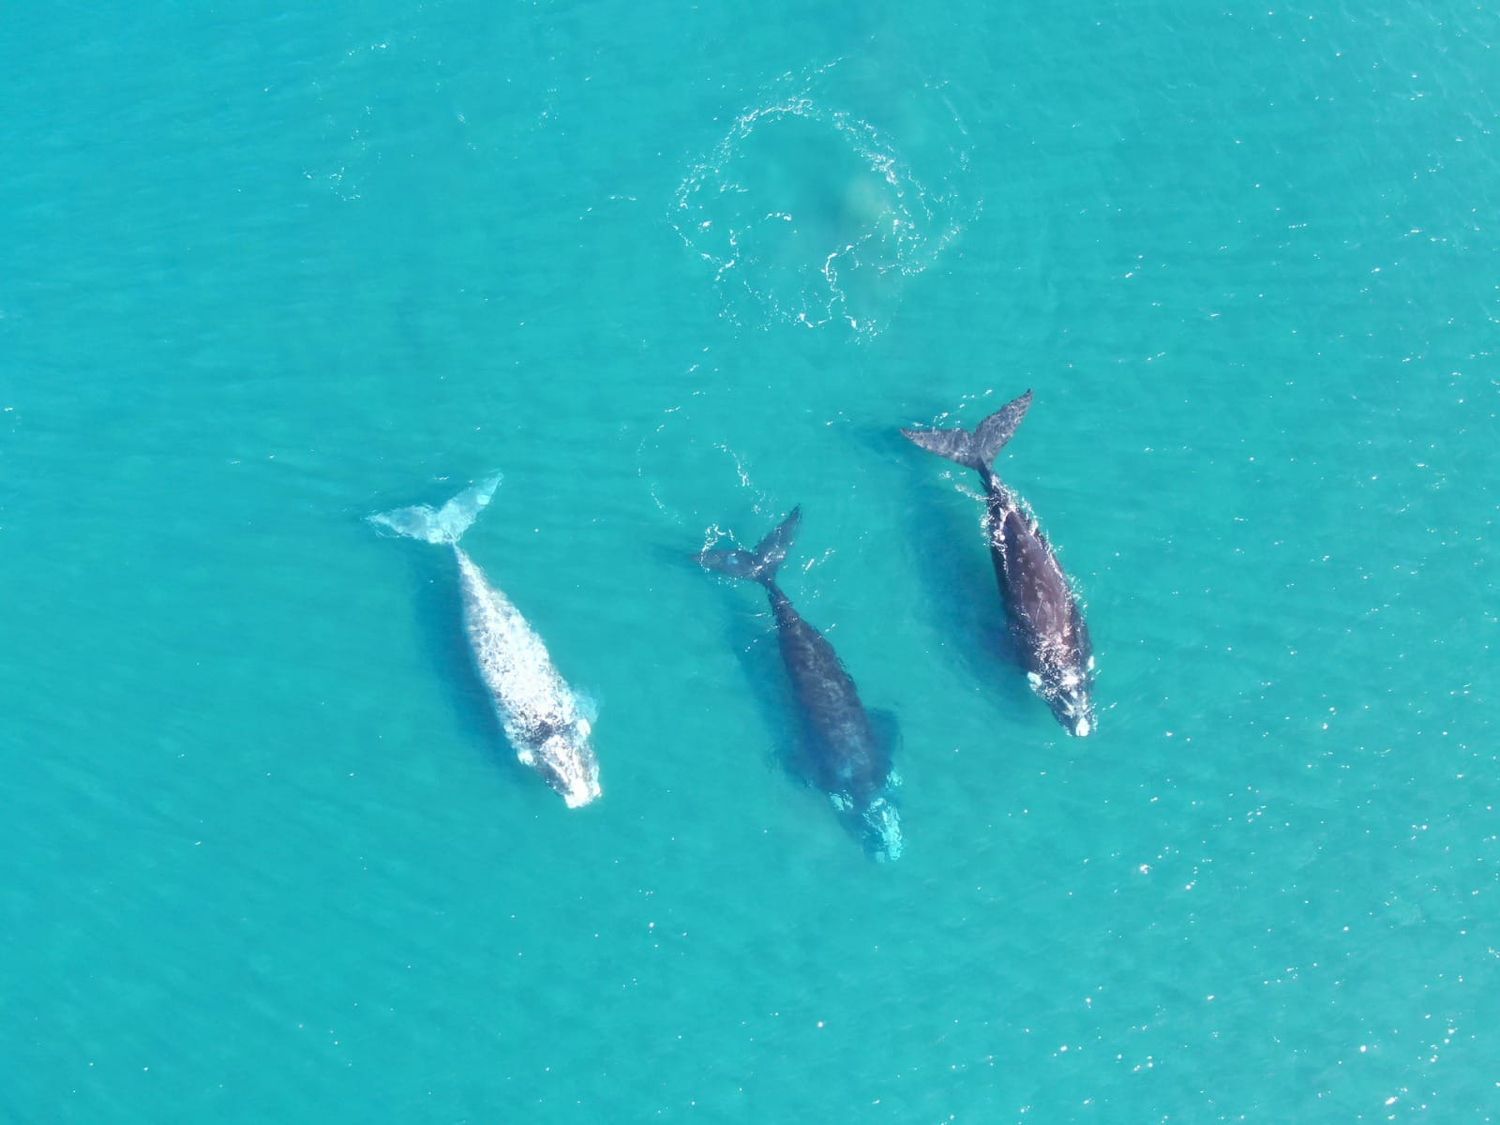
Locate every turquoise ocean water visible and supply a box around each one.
[3,3,1497,1120]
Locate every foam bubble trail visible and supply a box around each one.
[672,61,977,340]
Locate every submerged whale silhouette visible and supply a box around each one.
[700,508,903,860]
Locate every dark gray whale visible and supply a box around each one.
[902,391,1096,736]
[700,508,903,860]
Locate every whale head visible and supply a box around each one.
[860,796,904,862]
[1038,660,1096,738]
[532,717,603,809]
[831,791,904,863]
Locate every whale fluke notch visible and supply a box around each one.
[901,390,1033,471]
[699,506,802,587]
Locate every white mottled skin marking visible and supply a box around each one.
[864,797,904,861]
[455,548,601,808]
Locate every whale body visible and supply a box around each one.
[903,391,1097,736]
[370,476,602,807]
[701,508,902,860]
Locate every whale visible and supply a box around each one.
[700,508,903,860]
[370,475,602,807]
[902,390,1096,736]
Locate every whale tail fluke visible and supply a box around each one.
[368,474,502,544]
[699,506,802,587]
[901,389,1033,471]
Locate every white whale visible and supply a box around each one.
[370,475,601,808]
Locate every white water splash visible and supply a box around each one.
[672,62,977,340]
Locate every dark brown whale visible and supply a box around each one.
[903,391,1096,736]
[700,508,903,859]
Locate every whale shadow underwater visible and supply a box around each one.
[651,540,808,776]
[893,465,1039,717]
[842,422,1032,706]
